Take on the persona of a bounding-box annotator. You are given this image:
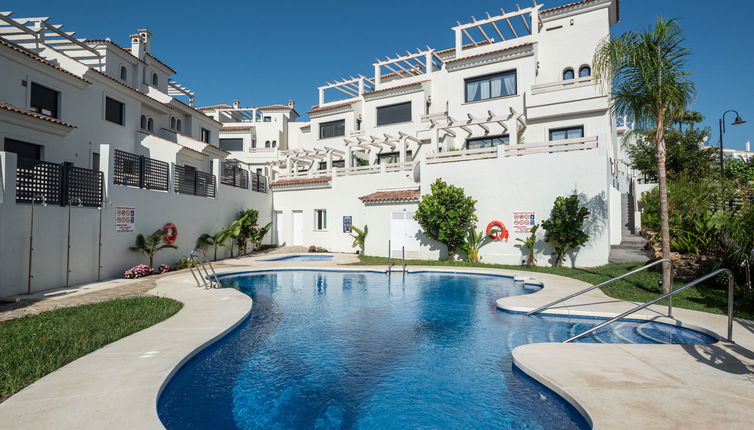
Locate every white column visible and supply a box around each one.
[286,157,292,174]
[454,29,463,57]
[508,117,519,146]
[358,77,365,96]
[98,144,112,200]
[399,139,407,164]
[425,51,432,73]
[374,64,381,87]
[318,88,325,106]
[326,151,333,171]
[345,146,353,168]
[431,128,440,153]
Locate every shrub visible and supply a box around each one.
[129,230,177,268]
[175,257,196,269]
[308,246,328,253]
[124,264,153,279]
[460,229,489,264]
[414,178,477,259]
[350,225,368,254]
[541,195,590,266]
[515,224,539,267]
[158,264,171,274]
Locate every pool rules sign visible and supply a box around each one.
[116,207,135,233]
[512,211,536,233]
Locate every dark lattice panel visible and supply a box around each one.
[220,162,249,189]
[65,165,103,207]
[143,157,169,191]
[174,165,196,195]
[113,149,141,187]
[15,158,62,205]
[195,170,216,198]
[251,172,267,194]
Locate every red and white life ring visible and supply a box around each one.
[486,221,509,241]
[163,223,178,244]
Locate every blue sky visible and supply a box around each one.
[5,0,753,150]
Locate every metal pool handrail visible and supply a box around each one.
[563,268,735,343]
[527,259,673,316]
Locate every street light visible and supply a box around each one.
[719,110,746,179]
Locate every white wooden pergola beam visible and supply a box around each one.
[471,17,493,43]
[399,132,423,145]
[324,146,345,155]
[485,12,506,41]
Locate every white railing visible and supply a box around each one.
[334,165,382,177]
[504,136,598,157]
[384,162,415,173]
[425,146,498,164]
[276,170,331,180]
[531,76,596,95]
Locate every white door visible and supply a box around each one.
[390,211,421,258]
[292,211,303,246]
[274,211,284,245]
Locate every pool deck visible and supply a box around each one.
[0,256,752,429]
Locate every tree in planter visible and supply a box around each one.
[515,224,539,267]
[461,228,490,264]
[235,209,259,255]
[129,230,177,269]
[250,222,273,250]
[414,179,477,259]
[350,225,368,254]
[541,196,590,267]
[594,17,695,293]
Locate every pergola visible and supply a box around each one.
[168,80,196,107]
[425,108,527,151]
[451,1,543,56]
[373,47,444,85]
[0,11,103,68]
[318,76,375,106]
[214,107,262,123]
[343,132,424,166]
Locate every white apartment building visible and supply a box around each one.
[1,0,628,296]
[0,16,271,295]
[252,0,625,265]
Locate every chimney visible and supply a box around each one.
[747,140,751,152]
[130,33,143,59]
[232,99,240,109]
[138,29,152,54]
[288,100,295,109]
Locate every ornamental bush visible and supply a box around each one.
[124,264,153,279]
[541,195,590,267]
[414,179,477,259]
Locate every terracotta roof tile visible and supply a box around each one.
[307,100,359,114]
[84,39,147,65]
[270,176,332,187]
[0,101,76,128]
[541,0,620,21]
[0,39,90,84]
[197,104,233,110]
[257,104,292,110]
[145,52,176,74]
[435,40,494,55]
[445,43,534,64]
[221,125,255,131]
[365,80,429,95]
[359,189,420,203]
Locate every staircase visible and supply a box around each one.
[609,192,649,263]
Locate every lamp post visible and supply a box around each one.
[28,195,47,294]
[719,110,746,179]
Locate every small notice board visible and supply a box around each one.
[116,207,135,233]
[343,216,353,233]
[512,211,536,233]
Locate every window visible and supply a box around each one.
[376,102,411,126]
[563,68,575,80]
[170,117,176,129]
[319,119,345,139]
[579,65,591,77]
[263,116,272,122]
[120,66,127,81]
[92,152,100,171]
[465,135,510,150]
[549,126,584,141]
[201,128,211,143]
[315,209,327,231]
[219,138,244,151]
[272,140,277,148]
[176,119,182,132]
[152,73,158,86]
[105,97,125,125]
[251,138,256,148]
[30,83,59,118]
[256,168,263,176]
[465,70,516,102]
[318,160,345,170]
[265,140,271,148]
[376,150,413,164]
[4,138,41,160]
[147,118,154,132]
[140,115,147,130]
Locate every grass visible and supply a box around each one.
[0,296,182,402]
[351,256,754,320]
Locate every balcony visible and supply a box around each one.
[425,147,498,164]
[528,76,607,120]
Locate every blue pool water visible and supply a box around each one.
[263,254,334,261]
[158,271,716,430]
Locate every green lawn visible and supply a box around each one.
[351,256,752,320]
[0,296,182,402]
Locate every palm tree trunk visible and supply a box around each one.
[149,255,154,269]
[655,117,673,294]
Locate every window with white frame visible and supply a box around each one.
[176,119,182,132]
[465,135,509,150]
[549,126,584,141]
[263,116,272,122]
[464,70,516,102]
[315,209,327,231]
[152,73,158,86]
[120,65,128,81]
[579,65,591,77]
[201,128,211,143]
[563,68,575,80]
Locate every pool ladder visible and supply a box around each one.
[386,241,407,275]
[525,259,735,343]
[187,248,220,289]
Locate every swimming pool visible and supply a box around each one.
[158,271,715,429]
[262,254,334,261]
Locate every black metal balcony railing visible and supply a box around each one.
[16,158,102,206]
[251,172,267,193]
[174,165,216,198]
[220,161,249,189]
[113,149,169,191]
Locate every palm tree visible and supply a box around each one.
[350,225,368,254]
[129,230,177,268]
[594,17,695,293]
[197,229,229,260]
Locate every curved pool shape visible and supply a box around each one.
[158,271,715,430]
[263,254,334,261]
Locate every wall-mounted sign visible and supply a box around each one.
[116,207,135,233]
[343,216,353,233]
[513,211,536,233]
